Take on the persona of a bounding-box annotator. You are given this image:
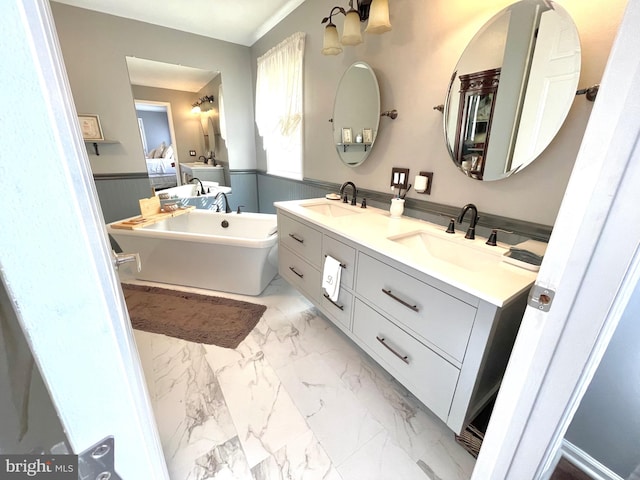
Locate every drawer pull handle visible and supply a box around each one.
[289,233,304,243]
[324,254,346,269]
[381,288,419,312]
[323,293,344,310]
[289,266,304,278]
[376,336,410,364]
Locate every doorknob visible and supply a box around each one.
[112,251,141,272]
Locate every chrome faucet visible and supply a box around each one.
[457,203,479,239]
[215,192,232,213]
[189,177,205,196]
[339,181,357,206]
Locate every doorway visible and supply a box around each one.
[134,100,179,190]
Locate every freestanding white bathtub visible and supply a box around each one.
[107,210,278,295]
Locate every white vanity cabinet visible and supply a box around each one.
[275,206,529,434]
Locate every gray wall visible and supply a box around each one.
[94,175,153,223]
[250,0,626,227]
[52,2,258,215]
[50,2,256,169]
[564,278,640,478]
[52,0,625,226]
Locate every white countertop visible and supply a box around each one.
[179,162,224,170]
[274,198,539,307]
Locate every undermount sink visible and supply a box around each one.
[388,230,503,271]
[302,202,363,217]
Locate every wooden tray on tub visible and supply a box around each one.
[110,196,195,230]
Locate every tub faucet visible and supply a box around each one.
[340,181,357,206]
[457,203,479,239]
[215,192,232,213]
[190,177,205,196]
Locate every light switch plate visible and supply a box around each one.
[390,167,410,189]
[189,150,196,156]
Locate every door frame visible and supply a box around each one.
[1,0,168,477]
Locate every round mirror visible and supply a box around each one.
[444,0,581,181]
[333,62,381,167]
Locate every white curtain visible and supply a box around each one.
[255,32,305,179]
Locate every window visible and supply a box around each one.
[255,32,305,180]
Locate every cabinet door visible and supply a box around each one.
[320,288,353,331]
[353,300,459,423]
[356,253,476,364]
[278,213,323,267]
[279,245,321,302]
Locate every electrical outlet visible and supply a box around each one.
[189,150,196,156]
[390,167,410,189]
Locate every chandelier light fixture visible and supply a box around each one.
[321,0,392,55]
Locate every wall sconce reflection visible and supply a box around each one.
[191,95,214,114]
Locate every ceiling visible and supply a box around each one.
[55,0,307,92]
[126,57,219,92]
[52,0,306,47]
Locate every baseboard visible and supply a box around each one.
[561,440,624,480]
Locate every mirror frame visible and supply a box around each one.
[443,0,581,181]
[332,61,381,167]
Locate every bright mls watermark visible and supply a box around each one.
[0,455,76,479]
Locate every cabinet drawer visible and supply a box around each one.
[322,235,356,289]
[353,300,459,422]
[279,246,321,302]
[320,288,353,331]
[356,253,476,363]
[278,213,322,267]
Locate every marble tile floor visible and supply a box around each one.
[129,275,476,480]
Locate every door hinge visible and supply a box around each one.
[78,436,122,480]
[528,284,555,312]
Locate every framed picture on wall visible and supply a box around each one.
[362,128,373,144]
[341,127,353,144]
[78,114,104,141]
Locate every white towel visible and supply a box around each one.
[322,255,342,302]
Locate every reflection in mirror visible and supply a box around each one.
[125,57,227,189]
[333,62,380,167]
[444,0,580,181]
[134,100,179,190]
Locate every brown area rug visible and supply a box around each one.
[122,284,267,349]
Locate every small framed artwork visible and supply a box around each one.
[362,128,373,144]
[78,114,104,141]
[341,127,353,144]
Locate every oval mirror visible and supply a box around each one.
[444,0,581,181]
[333,61,381,167]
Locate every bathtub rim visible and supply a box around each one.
[107,211,278,249]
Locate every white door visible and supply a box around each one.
[1,1,168,477]
[511,4,581,170]
[473,0,640,478]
